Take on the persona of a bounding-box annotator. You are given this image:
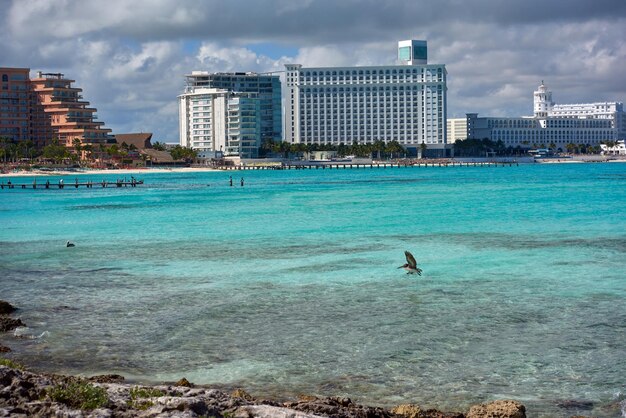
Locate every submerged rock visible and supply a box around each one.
[0,301,16,315]
[556,399,594,410]
[0,317,24,333]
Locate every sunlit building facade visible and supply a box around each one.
[30,72,113,149]
[178,71,280,158]
[0,67,114,151]
[284,40,448,155]
[466,82,624,150]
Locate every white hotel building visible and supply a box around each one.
[467,82,625,150]
[178,72,280,158]
[284,40,449,156]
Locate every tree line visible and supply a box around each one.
[453,138,607,157]
[260,139,415,159]
[0,137,199,165]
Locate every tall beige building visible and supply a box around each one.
[446,118,467,143]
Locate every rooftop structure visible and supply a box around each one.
[115,133,153,150]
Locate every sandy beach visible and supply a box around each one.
[0,167,221,178]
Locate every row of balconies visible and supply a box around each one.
[289,77,444,87]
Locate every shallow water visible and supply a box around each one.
[1,164,625,417]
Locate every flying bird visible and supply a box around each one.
[398,251,422,275]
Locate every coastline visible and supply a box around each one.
[2,157,626,178]
[1,299,612,417]
[0,166,221,178]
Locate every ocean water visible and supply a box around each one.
[1,164,625,417]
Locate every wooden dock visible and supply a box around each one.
[1,179,143,190]
[221,161,519,170]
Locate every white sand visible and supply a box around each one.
[0,167,221,178]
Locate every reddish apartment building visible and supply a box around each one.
[0,67,114,151]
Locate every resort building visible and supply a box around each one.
[178,71,281,158]
[467,82,624,151]
[446,118,467,143]
[30,72,114,150]
[284,40,449,156]
[1,68,31,143]
[0,67,114,152]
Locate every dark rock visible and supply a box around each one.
[390,404,465,418]
[0,301,16,315]
[174,377,193,387]
[420,409,465,418]
[0,317,24,333]
[88,374,125,383]
[285,395,393,418]
[231,388,255,402]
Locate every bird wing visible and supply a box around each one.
[405,251,417,269]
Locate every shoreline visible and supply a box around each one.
[2,157,626,178]
[1,300,613,417]
[0,166,221,178]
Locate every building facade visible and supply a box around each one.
[446,118,467,143]
[0,68,35,145]
[284,40,448,155]
[0,67,114,151]
[30,72,113,150]
[178,71,281,157]
[178,86,263,158]
[467,82,624,150]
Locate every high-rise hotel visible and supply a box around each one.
[284,40,448,155]
[178,72,281,158]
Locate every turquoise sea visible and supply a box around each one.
[1,163,625,417]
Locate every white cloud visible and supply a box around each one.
[1,0,624,142]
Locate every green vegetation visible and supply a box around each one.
[260,139,407,159]
[127,386,166,410]
[42,139,71,163]
[46,381,109,410]
[170,145,198,162]
[0,357,24,370]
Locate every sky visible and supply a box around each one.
[2,0,625,142]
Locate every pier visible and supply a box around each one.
[220,160,519,170]
[1,179,143,190]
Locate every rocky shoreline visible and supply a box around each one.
[0,300,599,417]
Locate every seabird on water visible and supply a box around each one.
[398,250,422,275]
[66,241,75,247]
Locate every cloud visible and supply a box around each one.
[1,0,624,141]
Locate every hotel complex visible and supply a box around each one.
[467,82,625,150]
[178,72,281,158]
[284,40,448,156]
[0,67,114,150]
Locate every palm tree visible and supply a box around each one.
[72,138,83,162]
[386,140,405,159]
[419,142,427,159]
[565,143,576,154]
